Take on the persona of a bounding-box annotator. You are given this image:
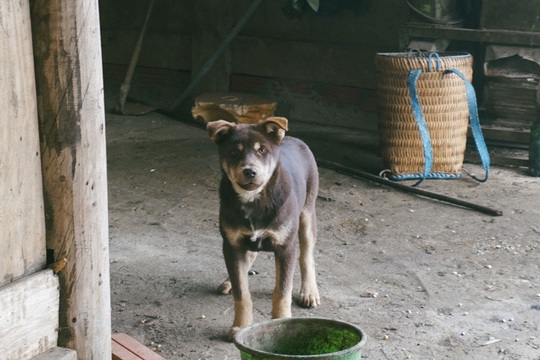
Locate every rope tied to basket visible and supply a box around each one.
[443,68,490,182]
[407,69,433,186]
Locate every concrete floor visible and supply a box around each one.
[105,99,540,359]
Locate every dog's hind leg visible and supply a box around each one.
[218,251,258,295]
[298,208,320,308]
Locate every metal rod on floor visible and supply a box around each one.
[168,0,265,113]
[317,159,503,217]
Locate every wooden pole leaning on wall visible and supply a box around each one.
[30,0,112,358]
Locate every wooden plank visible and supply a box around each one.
[480,0,540,32]
[232,36,379,89]
[0,270,59,359]
[112,334,165,360]
[31,347,77,360]
[112,341,141,360]
[101,31,191,70]
[0,0,46,287]
[30,1,112,358]
[401,23,540,46]
[465,153,529,168]
[240,0,404,47]
[474,125,531,146]
[190,0,233,95]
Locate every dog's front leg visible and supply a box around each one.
[218,251,258,295]
[271,243,297,319]
[223,243,254,340]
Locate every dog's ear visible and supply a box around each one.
[207,120,236,143]
[259,116,288,142]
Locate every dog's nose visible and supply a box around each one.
[243,168,257,179]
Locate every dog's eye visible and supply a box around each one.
[231,149,240,156]
[258,147,268,154]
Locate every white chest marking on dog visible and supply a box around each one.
[249,220,292,246]
[250,229,267,242]
[223,220,292,248]
[236,187,262,203]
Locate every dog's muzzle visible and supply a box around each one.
[239,167,261,190]
[243,167,257,179]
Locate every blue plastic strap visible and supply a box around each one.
[427,52,441,72]
[407,69,433,186]
[444,69,490,182]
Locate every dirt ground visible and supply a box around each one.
[105,97,540,359]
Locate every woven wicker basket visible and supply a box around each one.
[376,52,473,180]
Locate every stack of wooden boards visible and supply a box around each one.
[112,333,165,360]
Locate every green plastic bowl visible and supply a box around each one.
[234,317,367,359]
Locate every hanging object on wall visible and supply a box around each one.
[406,0,470,26]
[282,0,369,18]
[306,0,320,12]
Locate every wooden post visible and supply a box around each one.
[30,0,112,358]
[0,0,46,287]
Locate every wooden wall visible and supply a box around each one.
[0,0,46,288]
[99,1,532,169]
[230,0,406,89]
[99,0,408,113]
[0,1,57,358]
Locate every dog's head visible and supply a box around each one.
[207,117,288,202]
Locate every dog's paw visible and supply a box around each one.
[218,279,232,295]
[228,326,241,342]
[299,290,320,308]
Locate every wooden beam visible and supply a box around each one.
[479,125,531,146]
[30,0,112,358]
[0,270,59,359]
[400,23,540,47]
[0,0,46,287]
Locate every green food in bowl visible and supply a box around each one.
[235,317,367,359]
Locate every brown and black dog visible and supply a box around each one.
[207,116,320,340]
